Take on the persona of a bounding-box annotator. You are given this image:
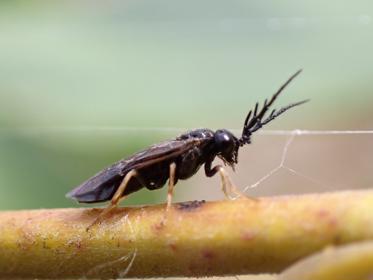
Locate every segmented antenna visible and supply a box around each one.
[239,70,309,146]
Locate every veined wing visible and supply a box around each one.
[66,137,211,203]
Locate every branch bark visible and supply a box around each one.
[1,190,373,279]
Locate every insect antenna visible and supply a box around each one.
[239,69,309,146]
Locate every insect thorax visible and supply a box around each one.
[177,128,215,140]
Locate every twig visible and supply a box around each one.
[279,241,373,280]
[1,190,373,278]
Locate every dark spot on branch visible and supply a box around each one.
[168,242,177,252]
[177,200,206,211]
[316,209,329,219]
[316,209,337,227]
[333,234,342,245]
[202,249,215,260]
[152,220,165,232]
[241,230,257,241]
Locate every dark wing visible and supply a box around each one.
[66,137,210,203]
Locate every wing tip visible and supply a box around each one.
[65,182,117,203]
[65,189,78,201]
[65,191,73,199]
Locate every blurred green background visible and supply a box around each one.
[1,1,373,210]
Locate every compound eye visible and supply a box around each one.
[214,130,234,150]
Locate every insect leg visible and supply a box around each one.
[217,167,257,201]
[87,169,138,230]
[167,162,176,211]
[217,166,234,199]
[205,162,233,199]
[205,161,256,200]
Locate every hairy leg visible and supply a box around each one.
[205,160,257,200]
[87,169,138,230]
[217,167,257,200]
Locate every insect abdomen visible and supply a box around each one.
[66,165,124,203]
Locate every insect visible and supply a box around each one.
[67,70,308,226]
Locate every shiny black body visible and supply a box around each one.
[67,70,308,203]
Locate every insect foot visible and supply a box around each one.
[218,167,258,201]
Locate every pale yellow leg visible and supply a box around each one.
[87,169,138,230]
[218,167,257,201]
[218,167,231,199]
[166,162,176,211]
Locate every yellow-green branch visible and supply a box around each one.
[279,241,373,280]
[1,190,373,279]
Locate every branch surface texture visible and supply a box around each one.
[0,190,373,278]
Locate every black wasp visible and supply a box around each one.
[67,70,308,226]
